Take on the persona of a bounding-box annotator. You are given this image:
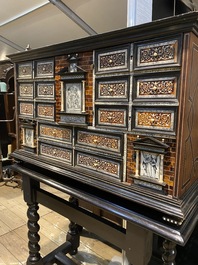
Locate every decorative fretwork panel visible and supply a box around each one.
[76,130,122,153]
[76,152,121,179]
[36,83,55,99]
[17,62,33,78]
[39,123,72,143]
[35,59,54,78]
[95,46,130,73]
[96,107,127,128]
[136,38,181,67]
[134,109,175,131]
[19,102,34,118]
[39,142,72,164]
[36,103,55,120]
[19,83,34,98]
[136,77,177,98]
[96,78,129,100]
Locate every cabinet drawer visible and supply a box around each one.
[36,103,55,120]
[35,59,54,78]
[17,62,33,79]
[95,45,130,73]
[18,83,34,98]
[36,82,55,99]
[95,106,128,129]
[76,152,122,180]
[135,37,181,68]
[39,142,72,164]
[76,129,123,154]
[133,107,176,133]
[134,76,178,99]
[38,123,72,143]
[95,76,129,101]
[19,101,34,118]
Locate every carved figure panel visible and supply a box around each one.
[140,151,160,180]
[65,83,82,113]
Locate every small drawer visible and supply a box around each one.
[76,152,122,180]
[95,45,130,73]
[35,59,54,78]
[134,37,181,68]
[36,102,55,121]
[95,106,128,129]
[76,129,123,154]
[95,76,129,101]
[38,122,72,143]
[17,62,33,79]
[39,142,72,164]
[133,107,176,133]
[36,82,55,99]
[134,76,178,99]
[18,83,34,98]
[19,101,34,118]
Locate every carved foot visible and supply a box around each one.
[26,203,42,265]
[162,239,177,265]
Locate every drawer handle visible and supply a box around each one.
[53,151,57,155]
[93,139,98,143]
[22,69,26,73]
[94,163,99,167]
[153,52,158,57]
[53,130,56,135]
[150,118,155,124]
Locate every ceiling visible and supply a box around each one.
[0,0,128,61]
[0,0,197,62]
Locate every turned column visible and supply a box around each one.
[66,196,81,255]
[162,239,177,265]
[27,203,42,265]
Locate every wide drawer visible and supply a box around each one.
[75,151,122,180]
[38,141,72,164]
[76,129,123,155]
[134,37,181,69]
[132,107,176,134]
[38,122,72,144]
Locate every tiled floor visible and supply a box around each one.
[0,179,122,265]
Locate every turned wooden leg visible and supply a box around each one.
[66,197,80,255]
[162,239,177,265]
[27,203,42,265]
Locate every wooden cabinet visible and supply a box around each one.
[9,12,198,229]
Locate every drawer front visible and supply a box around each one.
[17,62,33,78]
[39,123,72,143]
[36,103,55,120]
[135,76,177,99]
[96,107,128,129]
[19,101,34,118]
[95,45,130,73]
[39,142,72,164]
[18,83,34,98]
[135,38,181,68]
[133,108,175,132]
[76,130,122,154]
[95,77,129,101]
[76,152,122,180]
[35,59,54,78]
[36,82,55,99]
